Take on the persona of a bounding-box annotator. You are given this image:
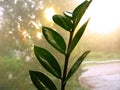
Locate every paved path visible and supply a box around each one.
[79,61,120,90]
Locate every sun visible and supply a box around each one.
[44,7,55,22]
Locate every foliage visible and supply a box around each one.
[0,0,119,90]
[0,56,36,90]
[29,1,91,90]
[0,0,50,56]
[29,0,92,90]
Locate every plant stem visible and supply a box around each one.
[61,31,74,90]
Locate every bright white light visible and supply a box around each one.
[20,30,31,39]
[31,21,41,29]
[80,0,120,34]
[37,32,42,39]
[0,11,3,16]
[0,7,4,16]
[44,7,55,22]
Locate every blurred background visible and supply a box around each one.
[0,0,120,90]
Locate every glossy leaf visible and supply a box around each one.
[42,26,66,54]
[34,46,61,78]
[53,15,73,31]
[29,71,57,90]
[67,19,89,55]
[73,0,92,29]
[63,11,73,19]
[65,50,90,83]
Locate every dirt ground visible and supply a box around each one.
[79,60,120,90]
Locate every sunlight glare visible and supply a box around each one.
[31,21,41,29]
[0,7,4,16]
[81,0,120,34]
[21,30,30,38]
[0,11,3,16]
[37,32,42,39]
[44,7,55,22]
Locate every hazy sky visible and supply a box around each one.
[43,0,120,34]
[82,0,120,34]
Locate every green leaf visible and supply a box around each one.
[73,0,92,29]
[67,19,89,55]
[63,11,73,19]
[42,26,66,54]
[53,15,73,31]
[34,46,61,78]
[65,50,90,83]
[29,71,57,90]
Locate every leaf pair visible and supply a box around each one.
[63,0,92,30]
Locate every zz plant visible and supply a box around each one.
[29,0,92,90]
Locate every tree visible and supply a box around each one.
[0,0,45,56]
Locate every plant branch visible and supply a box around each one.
[61,30,74,90]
